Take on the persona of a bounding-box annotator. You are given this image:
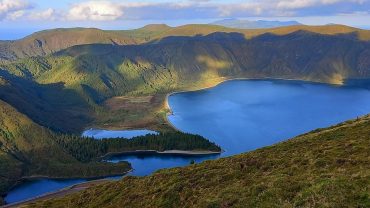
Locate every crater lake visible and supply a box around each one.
[6,79,370,204]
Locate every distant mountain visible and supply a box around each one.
[2,24,370,62]
[31,115,370,207]
[211,18,302,29]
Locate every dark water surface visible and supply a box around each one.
[6,79,370,204]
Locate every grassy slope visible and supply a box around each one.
[0,28,138,61]
[30,115,370,208]
[0,70,93,133]
[22,27,370,89]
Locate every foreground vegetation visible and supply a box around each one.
[30,115,370,208]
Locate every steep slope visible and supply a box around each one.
[1,24,370,62]
[0,70,92,133]
[0,28,139,61]
[0,24,171,61]
[44,31,370,89]
[30,115,370,208]
[4,29,369,93]
[0,99,131,204]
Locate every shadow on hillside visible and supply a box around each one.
[0,70,93,133]
[53,30,370,93]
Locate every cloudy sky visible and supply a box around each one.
[1,0,370,39]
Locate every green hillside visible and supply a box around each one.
[0,28,138,62]
[29,115,370,208]
[0,70,92,133]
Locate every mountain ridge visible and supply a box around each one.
[1,24,370,62]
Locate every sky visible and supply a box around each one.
[0,0,370,40]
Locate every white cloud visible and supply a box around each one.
[276,0,367,10]
[277,0,318,9]
[216,0,370,17]
[0,0,31,20]
[1,0,369,22]
[0,0,28,13]
[67,1,124,21]
[5,10,24,20]
[218,2,264,17]
[29,8,55,20]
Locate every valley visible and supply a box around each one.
[0,24,370,206]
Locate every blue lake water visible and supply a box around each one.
[168,79,370,156]
[5,79,370,204]
[81,129,158,139]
